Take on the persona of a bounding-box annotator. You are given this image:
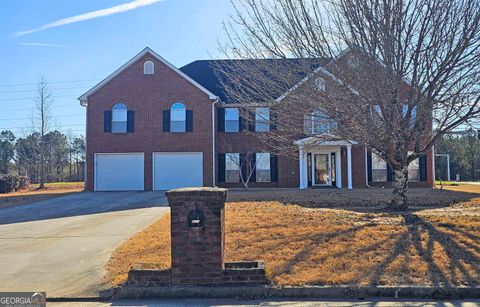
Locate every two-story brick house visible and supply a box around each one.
[79,47,433,191]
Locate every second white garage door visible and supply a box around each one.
[153,152,203,190]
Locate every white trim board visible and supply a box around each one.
[78,47,218,105]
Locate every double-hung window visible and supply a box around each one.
[255,107,270,132]
[372,152,387,182]
[408,151,420,181]
[225,153,240,182]
[256,153,271,182]
[112,103,128,133]
[170,102,186,132]
[225,108,240,132]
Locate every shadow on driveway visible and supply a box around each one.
[0,191,167,225]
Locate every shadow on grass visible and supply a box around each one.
[266,212,480,287]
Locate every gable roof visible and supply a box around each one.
[78,47,218,105]
[180,58,330,103]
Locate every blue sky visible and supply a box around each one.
[0,0,234,138]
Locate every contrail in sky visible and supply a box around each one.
[13,0,164,37]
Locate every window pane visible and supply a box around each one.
[255,108,270,132]
[112,103,127,121]
[408,151,419,181]
[225,108,240,132]
[171,110,185,121]
[256,153,271,182]
[226,170,240,182]
[304,114,312,134]
[171,103,186,121]
[372,153,387,182]
[256,170,271,182]
[144,61,154,74]
[226,153,240,170]
[225,153,240,183]
[170,121,186,132]
[256,122,269,132]
[372,153,387,169]
[315,78,325,91]
[372,170,387,182]
[225,120,239,132]
[312,112,330,134]
[225,108,239,120]
[112,103,127,133]
[112,121,127,133]
[256,153,270,170]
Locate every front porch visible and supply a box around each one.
[295,136,358,189]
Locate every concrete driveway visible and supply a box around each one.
[0,191,168,298]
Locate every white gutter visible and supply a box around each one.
[81,102,88,189]
[212,98,219,187]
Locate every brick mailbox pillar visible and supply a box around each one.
[166,187,227,285]
[127,187,267,287]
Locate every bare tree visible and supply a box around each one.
[217,0,480,210]
[32,78,53,189]
[221,140,259,188]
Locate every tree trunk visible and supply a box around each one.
[390,164,409,210]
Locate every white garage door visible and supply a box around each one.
[95,153,144,191]
[153,152,203,190]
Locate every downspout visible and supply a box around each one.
[212,98,219,187]
[80,99,88,190]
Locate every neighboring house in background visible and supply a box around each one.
[78,47,433,191]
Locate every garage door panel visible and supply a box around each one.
[96,154,144,191]
[153,153,203,190]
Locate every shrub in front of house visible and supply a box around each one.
[0,174,30,193]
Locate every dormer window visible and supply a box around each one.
[315,78,326,91]
[143,60,154,75]
[348,56,360,69]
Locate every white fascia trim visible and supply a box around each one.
[294,134,358,146]
[78,47,218,105]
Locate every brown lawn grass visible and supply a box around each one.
[105,184,480,287]
[0,182,84,209]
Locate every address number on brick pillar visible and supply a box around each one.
[187,209,204,227]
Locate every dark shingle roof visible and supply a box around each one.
[180,58,330,103]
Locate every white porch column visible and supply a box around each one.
[347,145,353,189]
[336,149,342,188]
[299,147,307,189]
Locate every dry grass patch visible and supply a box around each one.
[105,186,480,287]
[105,214,171,286]
[0,182,84,209]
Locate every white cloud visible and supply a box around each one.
[19,42,71,47]
[13,0,164,37]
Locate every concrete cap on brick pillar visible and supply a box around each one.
[166,187,227,197]
[166,187,228,210]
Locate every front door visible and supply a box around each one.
[314,154,331,186]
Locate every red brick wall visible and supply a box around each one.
[85,51,434,191]
[85,53,214,191]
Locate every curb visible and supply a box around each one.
[114,285,480,300]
